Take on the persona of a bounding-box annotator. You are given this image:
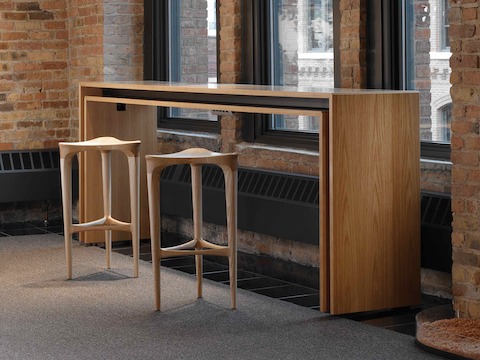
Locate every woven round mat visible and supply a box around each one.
[417,318,480,360]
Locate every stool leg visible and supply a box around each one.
[223,166,237,309]
[147,165,162,310]
[101,150,112,270]
[60,152,74,280]
[128,154,140,277]
[191,164,203,299]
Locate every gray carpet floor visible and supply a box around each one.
[0,234,445,360]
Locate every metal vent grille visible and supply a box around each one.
[238,168,318,205]
[421,192,452,227]
[161,165,319,206]
[0,149,63,203]
[0,150,59,173]
[160,164,176,181]
[159,164,319,244]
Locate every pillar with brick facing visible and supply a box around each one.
[449,0,480,320]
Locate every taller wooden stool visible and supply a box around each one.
[59,136,141,279]
[146,148,238,310]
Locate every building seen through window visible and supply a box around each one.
[406,0,451,145]
[167,0,217,121]
[270,0,334,133]
[158,0,451,153]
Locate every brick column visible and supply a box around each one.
[339,0,367,88]
[449,0,480,319]
[68,0,143,139]
[218,0,242,152]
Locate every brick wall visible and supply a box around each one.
[0,0,143,224]
[0,1,70,150]
[103,0,143,82]
[0,0,143,144]
[68,0,143,132]
[218,0,242,153]
[67,0,104,138]
[449,0,480,319]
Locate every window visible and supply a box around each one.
[439,103,452,142]
[271,0,333,134]
[407,0,452,155]
[306,0,334,52]
[243,0,336,149]
[441,0,450,50]
[367,0,451,161]
[144,0,219,132]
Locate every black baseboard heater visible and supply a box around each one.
[0,149,77,203]
[421,191,452,273]
[160,164,320,246]
[160,165,453,273]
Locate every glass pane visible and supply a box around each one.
[270,0,333,133]
[169,0,217,121]
[406,0,451,143]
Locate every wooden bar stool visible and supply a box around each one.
[146,148,238,311]
[59,136,141,279]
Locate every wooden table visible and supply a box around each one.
[79,81,420,315]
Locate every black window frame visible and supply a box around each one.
[366,0,451,162]
[441,0,450,51]
[144,0,220,134]
[241,0,340,151]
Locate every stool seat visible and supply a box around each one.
[59,136,140,151]
[146,148,238,311]
[59,136,141,279]
[154,147,230,161]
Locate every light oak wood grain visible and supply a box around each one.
[59,137,141,279]
[319,111,330,313]
[80,98,156,243]
[328,93,420,314]
[146,149,238,311]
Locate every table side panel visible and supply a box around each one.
[79,86,103,243]
[329,93,420,314]
[319,111,330,313]
[81,100,156,243]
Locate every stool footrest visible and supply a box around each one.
[71,216,131,233]
[160,248,230,259]
[161,238,227,252]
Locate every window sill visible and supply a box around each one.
[420,158,452,167]
[156,129,221,150]
[157,129,220,140]
[236,142,318,157]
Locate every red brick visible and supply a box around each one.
[16,2,40,11]
[4,12,27,20]
[451,151,479,166]
[0,103,14,112]
[463,8,478,21]
[28,11,54,20]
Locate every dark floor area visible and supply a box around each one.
[1,220,452,337]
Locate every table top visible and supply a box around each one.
[80,81,418,100]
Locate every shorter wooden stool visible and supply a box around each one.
[59,136,141,279]
[146,148,238,310]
